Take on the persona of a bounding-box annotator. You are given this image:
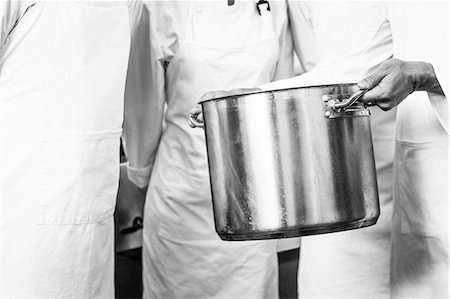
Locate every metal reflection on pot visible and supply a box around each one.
[189,83,379,241]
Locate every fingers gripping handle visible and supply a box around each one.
[188,110,204,128]
[330,89,367,110]
[324,89,374,118]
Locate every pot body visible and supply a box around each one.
[200,84,379,241]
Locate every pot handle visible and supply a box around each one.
[188,109,204,129]
[330,89,367,110]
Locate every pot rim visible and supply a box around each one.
[198,82,358,104]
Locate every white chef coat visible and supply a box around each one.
[262,2,397,297]
[0,2,130,297]
[123,1,293,298]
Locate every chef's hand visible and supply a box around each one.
[188,88,261,128]
[188,105,203,128]
[358,58,443,111]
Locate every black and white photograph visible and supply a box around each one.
[0,1,448,298]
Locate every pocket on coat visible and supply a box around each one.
[396,140,449,237]
[36,130,122,225]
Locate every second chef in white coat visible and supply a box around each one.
[262,2,397,297]
[124,1,293,298]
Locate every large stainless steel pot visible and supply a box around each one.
[189,83,379,241]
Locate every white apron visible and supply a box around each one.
[0,2,130,297]
[387,2,449,298]
[124,2,293,298]
[262,2,396,297]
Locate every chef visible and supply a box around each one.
[0,1,130,297]
[123,1,294,298]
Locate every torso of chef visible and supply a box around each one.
[0,2,130,297]
[264,2,396,298]
[135,2,293,298]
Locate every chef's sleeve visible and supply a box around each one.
[271,1,294,81]
[0,1,35,47]
[123,1,165,188]
[288,1,316,74]
[260,2,393,90]
[427,42,448,134]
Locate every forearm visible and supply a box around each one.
[122,106,164,188]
